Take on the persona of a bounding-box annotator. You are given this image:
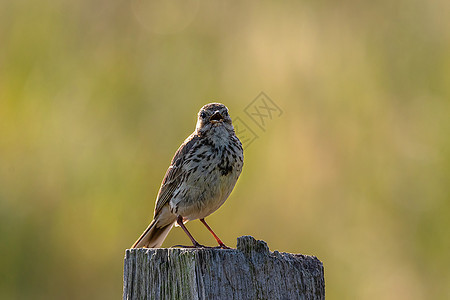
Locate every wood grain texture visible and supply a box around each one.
[123,236,325,300]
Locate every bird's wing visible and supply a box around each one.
[154,133,200,216]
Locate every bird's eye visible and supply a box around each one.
[223,110,229,116]
[200,111,207,119]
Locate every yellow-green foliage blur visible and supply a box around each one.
[1,1,449,299]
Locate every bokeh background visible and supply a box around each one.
[1,0,449,299]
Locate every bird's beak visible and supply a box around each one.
[210,111,223,124]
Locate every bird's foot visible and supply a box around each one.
[171,243,209,249]
[171,244,233,249]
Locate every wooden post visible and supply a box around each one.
[123,236,325,300]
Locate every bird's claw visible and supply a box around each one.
[171,244,232,249]
[171,244,209,249]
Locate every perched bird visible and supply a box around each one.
[132,103,243,249]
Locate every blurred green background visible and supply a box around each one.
[1,0,449,299]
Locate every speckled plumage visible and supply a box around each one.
[132,103,243,248]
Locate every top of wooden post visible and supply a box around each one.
[124,236,325,300]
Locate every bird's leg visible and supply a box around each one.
[200,218,231,249]
[174,215,206,248]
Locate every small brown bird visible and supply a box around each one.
[132,103,243,249]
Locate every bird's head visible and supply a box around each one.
[195,103,234,135]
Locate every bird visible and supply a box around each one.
[132,103,243,249]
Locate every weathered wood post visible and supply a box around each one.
[123,236,325,299]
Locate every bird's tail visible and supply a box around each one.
[131,219,174,248]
